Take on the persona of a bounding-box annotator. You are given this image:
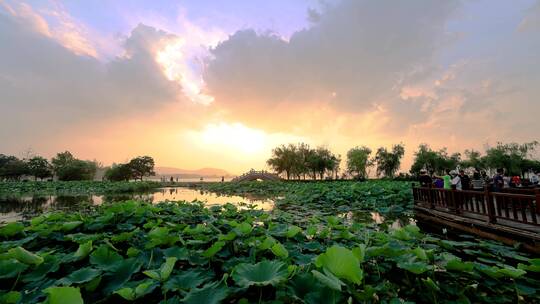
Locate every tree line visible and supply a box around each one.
[0,151,155,181]
[410,141,540,176]
[266,143,406,180]
[267,141,540,180]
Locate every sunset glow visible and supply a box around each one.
[1,0,539,174]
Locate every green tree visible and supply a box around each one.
[27,156,52,180]
[128,156,156,181]
[52,151,97,181]
[267,144,300,180]
[374,144,405,178]
[410,144,457,175]
[482,142,538,176]
[460,149,484,170]
[0,155,29,181]
[312,146,338,180]
[104,163,132,181]
[296,143,312,179]
[346,146,372,179]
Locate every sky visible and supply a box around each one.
[1,0,539,174]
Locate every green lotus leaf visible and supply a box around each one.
[22,254,61,282]
[422,277,440,292]
[498,266,527,279]
[0,222,24,238]
[270,242,289,259]
[203,241,226,258]
[234,222,253,236]
[103,258,142,294]
[114,280,158,301]
[43,287,83,304]
[286,225,302,238]
[89,245,122,271]
[258,237,276,250]
[232,260,288,287]
[71,241,93,262]
[311,269,345,291]
[163,246,189,260]
[412,247,428,261]
[163,268,212,292]
[397,260,432,274]
[62,221,83,232]
[57,267,101,285]
[181,281,228,304]
[9,246,44,265]
[446,259,474,272]
[352,244,366,263]
[84,276,101,292]
[0,291,20,304]
[144,257,177,281]
[315,245,363,284]
[0,259,28,279]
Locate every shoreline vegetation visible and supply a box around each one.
[0,181,161,197]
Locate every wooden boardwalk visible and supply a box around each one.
[413,185,540,253]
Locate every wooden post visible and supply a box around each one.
[428,183,434,209]
[450,185,457,213]
[535,188,540,215]
[485,185,496,223]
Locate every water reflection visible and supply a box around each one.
[0,187,273,223]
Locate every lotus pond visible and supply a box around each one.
[0,181,539,303]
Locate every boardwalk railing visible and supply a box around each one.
[413,184,540,227]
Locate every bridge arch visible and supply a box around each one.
[231,170,282,182]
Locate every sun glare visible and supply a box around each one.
[156,38,214,105]
[200,122,266,154]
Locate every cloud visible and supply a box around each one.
[204,0,460,118]
[518,0,540,32]
[0,6,185,147]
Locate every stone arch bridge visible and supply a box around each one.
[231,170,283,182]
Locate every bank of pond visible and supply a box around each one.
[0,181,539,303]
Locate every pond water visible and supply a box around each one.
[0,187,273,223]
[0,187,414,229]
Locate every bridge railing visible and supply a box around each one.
[413,184,540,227]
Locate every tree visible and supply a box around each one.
[128,156,155,181]
[482,142,538,176]
[296,143,312,179]
[410,144,458,175]
[27,156,52,180]
[267,144,300,180]
[346,146,372,179]
[461,149,484,170]
[374,144,405,178]
[0,155,28,181]
[52,151,97,181]
[104,163,132,181]
[312,146,338,180]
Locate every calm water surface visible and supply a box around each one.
[0,187,273,223]
[0,187,413,229]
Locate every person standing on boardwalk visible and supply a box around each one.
[418,169,432,187]
[451,170,462,190]
[493,169,504,192]
[531,171,539,185]
[459,169,470,190]
[443,169,452,190]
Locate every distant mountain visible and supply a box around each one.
[155,167,231,177]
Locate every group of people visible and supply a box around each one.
[418,168,540,191]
